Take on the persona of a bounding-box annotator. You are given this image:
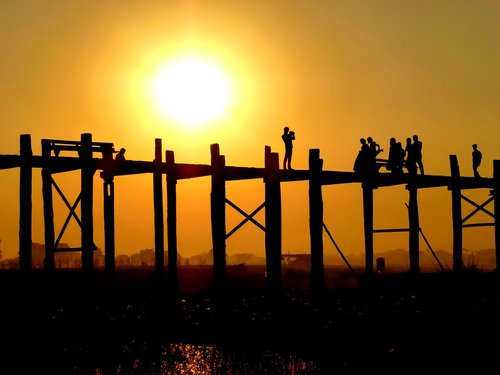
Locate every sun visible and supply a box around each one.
[152,56,233,128]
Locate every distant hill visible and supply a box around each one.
[325,248,495,271]
[184,250,265,266]
[0,243,495,272]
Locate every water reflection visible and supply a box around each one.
[160,343,320,374]
[99,342,320,374]
[108,343,319,375]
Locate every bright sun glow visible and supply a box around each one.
[152,57,233,127]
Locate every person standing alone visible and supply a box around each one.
[472,144,482,178]
[412,135,424,175]
[282,126,295,170]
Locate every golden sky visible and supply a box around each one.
[0,1,499,262]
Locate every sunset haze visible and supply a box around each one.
[1,1,499,265]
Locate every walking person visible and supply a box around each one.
[412,135,424,175]
[353,138,369,176]
[282,126,295,170]
[367,136,383,174]
[404,137,416,175]
[472,144,482,178]
[387,137,405,174]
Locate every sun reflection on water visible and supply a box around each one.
[160,343,319,374]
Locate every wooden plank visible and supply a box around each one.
[225,166,264,181]
[105,160,157,176]
[175,163,212,179]
[321,171,361,185]
[0,155,20,169]
[279,169,310,182]
[374,228,410,233]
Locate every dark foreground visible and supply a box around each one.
[2,268,500,374]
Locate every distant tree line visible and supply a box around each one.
[0,244,496,271]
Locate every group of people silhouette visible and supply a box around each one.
[281,127,482,179]
[354,135,424,177]
[353,136,384,176]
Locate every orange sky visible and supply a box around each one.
[0,1,499,263]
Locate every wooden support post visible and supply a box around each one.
[211,144,227,287]
[309,149,324,290]
[103,179,115,277]
[450,155,463,272]
[153,138,165,279]
[407,185,420,273]
[103,180,115,276]
[264,146,282,289]
[81,133,94,272]
[102,145,115,277]
[166,150,178,286]
[494,160,500,272]
[362,182,374,275]
[41,140,55,271]
[19,134,33,271]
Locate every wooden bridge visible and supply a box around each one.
[1,133,498,289]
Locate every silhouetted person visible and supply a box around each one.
[395,140,405,173]
[411,135,424,175]
[472,144,482,178]
[367,136,383,174]
[282,126,295,170]
[404,137,416,174]
[115,148,126,162]
[387,137,405,174]
[354,138,369,175]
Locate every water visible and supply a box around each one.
[32,340,323,374]
[112,342,320,374]
[4,271,500,373]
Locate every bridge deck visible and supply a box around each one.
[0,154,495,189]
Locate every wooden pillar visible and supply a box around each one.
[80,133,94,272]
[264,146,282,289]
[407,185,420,273]
[362,183,374,275]
[19,134,33,271]
[166,150,178,286]
[494,160,500,272]
[153,139,165,279]
[101,145,115,277]
[103,180,115,276]
[103,177,115,278]
[309,149,324,289]
[450,155,462,272]
[41,140,55,271]
[210,144,226,286]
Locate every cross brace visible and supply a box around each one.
[225,199,266,239]
[461,194,495,224]
[51,177,97,252]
